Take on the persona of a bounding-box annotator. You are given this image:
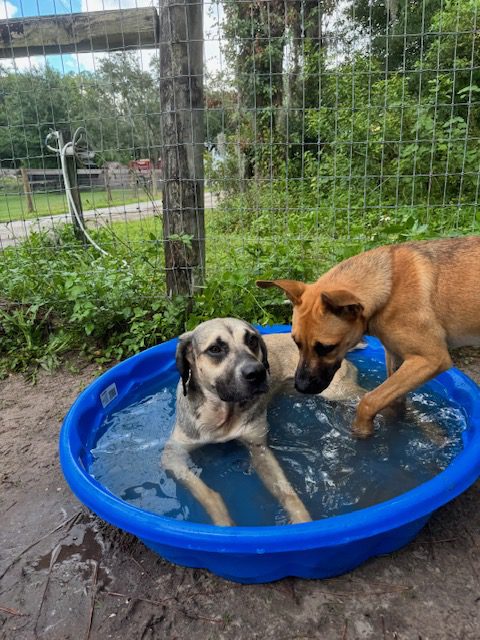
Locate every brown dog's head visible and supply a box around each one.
[257,279,365,394]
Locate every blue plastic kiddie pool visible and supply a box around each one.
[60,326,480,583]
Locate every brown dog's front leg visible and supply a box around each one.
[352,353,452,438]
[385,350,403,377]
[384,350,406,417]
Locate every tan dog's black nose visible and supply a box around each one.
[241,362,267,383]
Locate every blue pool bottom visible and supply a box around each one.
[60,327,480,583]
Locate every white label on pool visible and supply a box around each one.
[100,383,118,408]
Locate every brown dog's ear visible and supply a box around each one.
[256,279,306,305]
[321,290,364,321]
[175,331,193,396]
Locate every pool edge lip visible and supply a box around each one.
[59,328,480,555]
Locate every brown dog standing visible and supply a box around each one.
[257,236,480,438]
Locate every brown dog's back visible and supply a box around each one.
[386,237,480,347]
[319,236,480,347]
[256,236,480,436]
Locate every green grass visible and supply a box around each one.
[0,188,156,223]
[0,196,476,377]
[106,214,161,242]
[100,209,248,271]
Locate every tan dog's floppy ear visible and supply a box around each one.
[321,290,364,321]
[175,331,193,396]
[256,279,306,305]
[245,322,270,373]
[258,334,270,373]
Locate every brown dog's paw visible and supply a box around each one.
[352,428,374,440]
[352,418,374,439]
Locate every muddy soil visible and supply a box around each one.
[1,349,480,640]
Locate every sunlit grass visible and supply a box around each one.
[0,188,156,222]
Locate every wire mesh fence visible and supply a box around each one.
[0,0,479,368]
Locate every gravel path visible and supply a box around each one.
[0,192,220,248]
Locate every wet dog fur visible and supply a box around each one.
[161,318,364,526]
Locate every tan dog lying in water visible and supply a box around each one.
[257,236,480,438]
[161,318,365,526]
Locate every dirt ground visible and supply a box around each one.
[1,350,480,640]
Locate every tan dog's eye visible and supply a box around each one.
[207,344,222,355]
[314,342,337,356]
[207,338,228,357]
[247,334,259,350]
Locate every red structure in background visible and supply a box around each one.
[128,159,163,172]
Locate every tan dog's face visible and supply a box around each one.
[257,279,365,393]
[176,318,270,402]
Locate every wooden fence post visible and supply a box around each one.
[104,165,113,204]
[58,131,87,244]
[158,0,205,297]
[65,156,88,245]
[20,166,35,214]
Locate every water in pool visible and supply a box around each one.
[89,359,467,526]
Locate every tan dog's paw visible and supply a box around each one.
[284,497,313,524]
[289,512,313,525]
[212,512,236,527]
[350,340,368,351]
[207,490,236,526]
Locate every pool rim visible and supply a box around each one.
[60,327,480,554]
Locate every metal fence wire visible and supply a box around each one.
[0,0,479,300]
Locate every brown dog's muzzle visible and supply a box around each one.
[294,359,341,394]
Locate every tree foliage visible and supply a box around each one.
[213,0,480,238]
[0,53,161,169]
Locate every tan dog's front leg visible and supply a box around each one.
[245,440,312,524]
[353,353,451,438]
[162,443,235,526]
